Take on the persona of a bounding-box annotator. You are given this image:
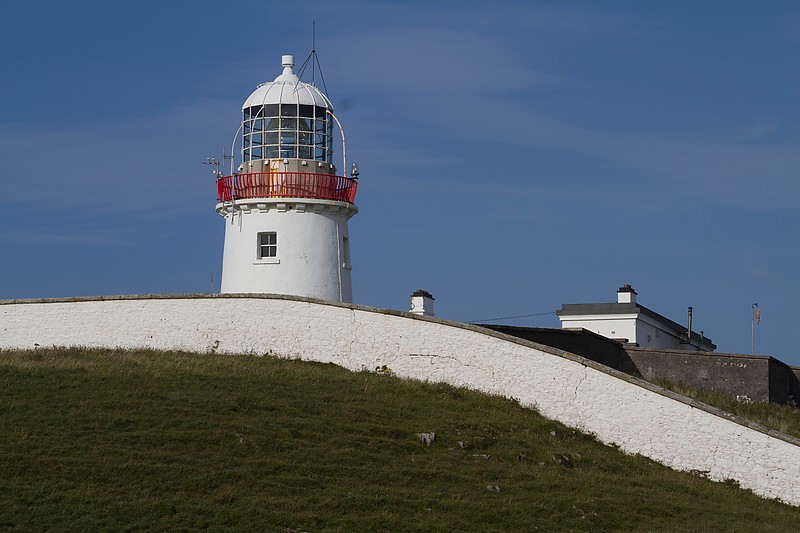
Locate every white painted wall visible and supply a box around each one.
[634,315,680,350]
[1,294,798,506]
[562,313,710,351]
[219,199,355,302]
[560,314,638,344]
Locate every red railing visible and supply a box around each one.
[217,172,358,204]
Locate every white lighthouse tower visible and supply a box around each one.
[216,54,359,302]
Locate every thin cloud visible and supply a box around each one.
[0,229,136,247]
[0,98,238,211]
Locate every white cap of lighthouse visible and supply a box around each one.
[215,54,359,302]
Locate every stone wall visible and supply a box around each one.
[1,294,799,505]
[627,348,771,402]
[793,367,800,404]
[769,361,800,406]
[627,348,800,406]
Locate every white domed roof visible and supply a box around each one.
[242,55,333,110]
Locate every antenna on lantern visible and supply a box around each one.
[297,22,329,96]
[222,147,233,173]
[312,20,316,86]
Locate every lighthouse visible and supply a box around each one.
[215,54,359,302]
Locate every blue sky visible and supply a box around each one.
[1,1,798,364]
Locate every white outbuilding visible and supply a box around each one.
[557,284,716,352]
[216,55,358,302]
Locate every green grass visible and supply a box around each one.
[1,348,798,531]
[651,379,800,440]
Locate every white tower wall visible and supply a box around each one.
[219,199,355,302]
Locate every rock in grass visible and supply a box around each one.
[418,432,436,446]
[553,454,573,468]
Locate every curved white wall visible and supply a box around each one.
[219,201,353,302]
[1,294,798,505]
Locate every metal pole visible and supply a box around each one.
[328,110,346,180]
[751,303,755,355]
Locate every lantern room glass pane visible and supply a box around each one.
[280,130,296,145]
[298,117,312,131]
[280,104,297,116]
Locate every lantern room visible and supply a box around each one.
[241,55,335,165]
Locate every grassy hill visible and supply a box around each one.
[1,348,798,531]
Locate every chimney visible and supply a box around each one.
[617,284,637,304]
[410,289,435,317]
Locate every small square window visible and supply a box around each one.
[258,232,277,259]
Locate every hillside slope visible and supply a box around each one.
[1,348,798,531]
